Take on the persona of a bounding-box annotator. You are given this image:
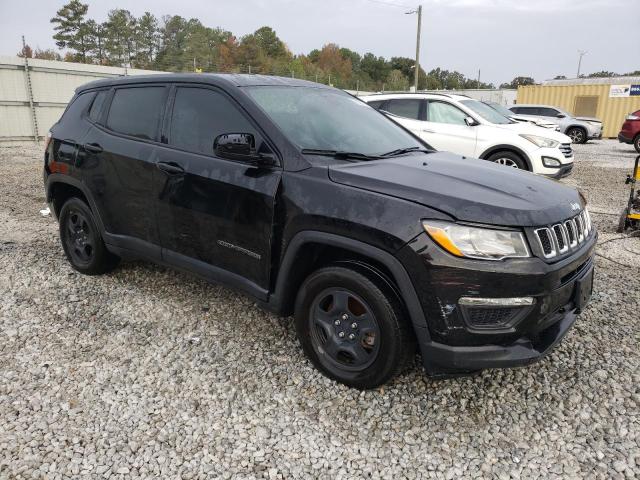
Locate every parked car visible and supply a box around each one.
[362,93,574,178]
[44,75,596,389]
[482,101,560,131]
[508,104,603,144]
[618,110,640,153]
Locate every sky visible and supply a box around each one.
[0,0,638,85]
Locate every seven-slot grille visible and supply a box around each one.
[534,209,592,259]
[559,143,573,158]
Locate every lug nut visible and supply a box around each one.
[351,322,357,329]
[348,333,356,340]
[341,313,349,321]
[338,332,345,338]
[334,319,341,326]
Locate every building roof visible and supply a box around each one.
[542,76,640,86]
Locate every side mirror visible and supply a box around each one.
[214,133,276,167]
[556,113,566,118]
[464,116,478,126]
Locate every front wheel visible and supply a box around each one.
[294,266,414,389]
[567,127,587,144]
[487,151,527,170]
[634,135,640,153]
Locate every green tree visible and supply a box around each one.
[499,76,535,89]
[587,70,619,78]
[103,9,137,67]
[135,12,159,68]
[360,53,390,84]
[50,0,91,62]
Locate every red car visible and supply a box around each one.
[618,110,640,153]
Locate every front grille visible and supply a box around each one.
[534,209,593,260]
[559,143,573,158]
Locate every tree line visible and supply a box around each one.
[17,1,640,91]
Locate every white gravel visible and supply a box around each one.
[1,140,639,479]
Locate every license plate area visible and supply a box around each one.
[573,267,594,313]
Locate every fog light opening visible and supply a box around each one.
[542,156,561,168]
[458,297,535,307]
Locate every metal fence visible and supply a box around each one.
[0,56,162,142]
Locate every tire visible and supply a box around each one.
[566,127,587,144]
[59,197,119,275]
[487,151,527,170]
[617,208,628,233]
[634,134,640,153]
[294,266,414,389]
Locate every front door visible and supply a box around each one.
[154,85,281,293]
[422,100,477,156]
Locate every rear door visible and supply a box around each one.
[154,84,282,293]
[380,98,426,137]
[422,100,477,156]
[80,85,168,256]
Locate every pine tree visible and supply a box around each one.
[50,0,91,63]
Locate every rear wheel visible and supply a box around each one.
[294,266,413,389]
[59,197,119,275]
[487,151,527,170]
[634,134,640,153]
[567,127,587,144]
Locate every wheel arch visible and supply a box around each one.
[46,174,106,233]
[267,231,432,345]
[478,144,533,171]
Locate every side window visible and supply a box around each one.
[385,99,422,120]
[426,101,468,125]
[367,100,384,110]
[519,107,539,115]
[106,86,166,141]
[169,87,260,157]
[88,90,108,123]
[539,107,559,117]
[510,107,521,114]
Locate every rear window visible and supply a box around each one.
[106,87,166,141]
[367,100,385,110]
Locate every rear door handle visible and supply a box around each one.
[83,143,103,154]
[422,129,435,133]
[157,161,185,175]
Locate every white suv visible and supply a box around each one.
[361,93,574,178]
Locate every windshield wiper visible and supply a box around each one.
[301,149,380,160]
[380,146,432,157]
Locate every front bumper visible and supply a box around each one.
[529,146,573,177]
[618,132,633,144]
[542,163,573,179]
[398,231,596,376]
[587,124,603,139]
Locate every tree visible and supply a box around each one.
[50,0,91,62]
[386,69,408,91]
[553,75,567,80]
[17,44,33,58]
[253,26,288,59]
[34,48,63,61]
[499,76,535,89]
[587,70,619,78]
[103,9,137,67]
[135,12,159,68]
[360,52,390,84]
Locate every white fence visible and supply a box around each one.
[0,56,162,142]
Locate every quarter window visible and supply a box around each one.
[106,87,166,141]
[169,87,259,156]
[427,101,467,125]
[88,90,108,123]
[385,99,423,120]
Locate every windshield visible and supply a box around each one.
[485,102,514,118]
[460,99,513,125]
[245,86,424,156]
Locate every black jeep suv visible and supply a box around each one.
[43,74,596,389]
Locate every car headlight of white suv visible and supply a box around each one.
[519,134,560,148]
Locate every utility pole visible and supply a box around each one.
[406,5,422,92]
[576,50,587,78]
[477,69,481,89]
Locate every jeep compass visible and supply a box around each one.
[43,75,596,389]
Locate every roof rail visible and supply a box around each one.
[363,91,455,98]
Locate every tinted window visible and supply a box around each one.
[385,99,422,120]
[427,101,467,125]
[61,92,95,122]
[367,100,384,110]
[106,87,166,141]
[88,90,108,123]
[516,107,539,115]
[539,107,559,117]
[169,87,258,156]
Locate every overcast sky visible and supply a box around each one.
[0,0,637,85]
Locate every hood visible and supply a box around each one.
[495,121,570,143]
[328,152,583,227]
[576,116,601,123]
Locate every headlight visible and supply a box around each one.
[422,221,530,261]
[519,134,559,148]
[625,114,639,121]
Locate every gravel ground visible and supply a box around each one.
[1,140,639,479]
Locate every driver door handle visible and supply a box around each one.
[157,161,185,175]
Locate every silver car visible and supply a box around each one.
[509,104,603,144]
